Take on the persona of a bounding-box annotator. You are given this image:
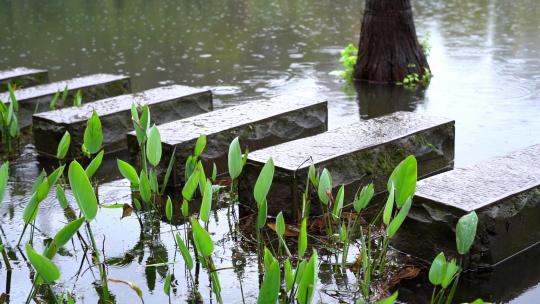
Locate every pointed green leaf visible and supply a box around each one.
[85,150,104,179]
[276,212,285,238]
[26,243,60,283]
[68,161,98,221]
[257,258,280,304]
[456,211,478,255]
[164,272,172,295]
[308,164,318,188]
[257,199,268,229]
[254,158,274,206]
[383,183,395,226]
[191,218,214,258]
[194,134,206,157]
[354,183,374,213]
[211,163,217,182]
[441,259,460,288]
[200,179,212,222]
[56,131,71,160]
[146,125,162,166]
[299,217,307,258]
[56,185,69,209]
[297,250,318,304]
[388,155,417,208]
[44,217,85,259]
[332,185,345,219]
[317,168,332,205]
[175,233,193,270]
[0,162,9,204]
[83,111,102,154]
[377,291,398,304]
[182,170,199,201]
[284,258,294,291]
[428,252,446,286]
[387,197,412,238]
[228,137,243,179]
[165,196,173,221]
[139,170,151,203]
[117,159,139,186]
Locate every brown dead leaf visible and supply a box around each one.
[388,266,422,288]
[267,222,299,237]
[122,203,133,219]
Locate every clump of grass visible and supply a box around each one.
[0,84,20,152]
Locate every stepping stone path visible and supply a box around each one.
[127,97,328,186]
[0,67,49,91]
[33,85,212,158]
[239,111,455,217]
[394,144,540,267]
[0,73,130,127]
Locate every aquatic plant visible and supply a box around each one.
[0,84,20,151]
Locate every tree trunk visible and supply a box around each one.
[353,0,429,83]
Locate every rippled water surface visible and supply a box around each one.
[1,0,540,303]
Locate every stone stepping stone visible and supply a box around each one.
[33,85,212,159]
[0,67,49,91]
[0,73,131,127]
[239,111,455,217]
[394,144,540,267]
[127,97,328,186]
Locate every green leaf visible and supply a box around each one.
[182,170,199,201]
[146,125,162,166]
[284,259,294,291]
[428,252,446,286]
[387,155,417,208]
[263,247,275,271]
[117,159,139,186]
[139,170,151,203]
[85,150,103,179]
[163,272,172,295]
[23,192,42,224]
[441,259,459,288]
[83,111,102,155]
[165,196,173,221]
[0,162,9,204]
[56,131,71,160]
[26,243,60,283]
[49,91,60,110]
[257,258,280,304]
[383,183,395,226]
[308,164,318,188]
[254,158,274,206]
[317,168,332,205]
[44,217,85,259]
[257,199,268,229]
[47,166,64,188]
[196,162,206,197]
[354,183,374,213]
[194,134,206,157]
[140,105,150,131]
[68,161,98,221]
[456,211,478,255]
[332,185,345,219]
[175,233,193,270]
[200,179,212,222]
[211,163,217,182]
[191,218,214,258]
[149,170,158,193]
[387,196,412,238]
[297,250,318,304]
[160,146,177,195]
[275,212,285,238]
[228,137,243,179]
[298,217,307,258]
[56,184,69,209]
[377,291,398,304]
[60,85,68,104]
[181,200,189,217]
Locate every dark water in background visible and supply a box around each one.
[1,0,540,303]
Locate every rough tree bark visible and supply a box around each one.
[353,0,429,83]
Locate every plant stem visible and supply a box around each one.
[86,223,109,302]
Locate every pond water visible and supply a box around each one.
[1,0,540,303]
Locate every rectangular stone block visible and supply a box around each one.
[127,97,328,186]
[0,73,131,127]
[32,85,212,159]
[0,67,49,91]
[239,111,455,218]
[393,144,540,267]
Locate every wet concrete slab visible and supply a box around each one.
[239,111,455,218]
[127,97,328,186]
[0,67,49,91]
[33,85,212,158]
[394,144,540,267]
[0,73,131,127]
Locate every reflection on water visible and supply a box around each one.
[1,0,540,302]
